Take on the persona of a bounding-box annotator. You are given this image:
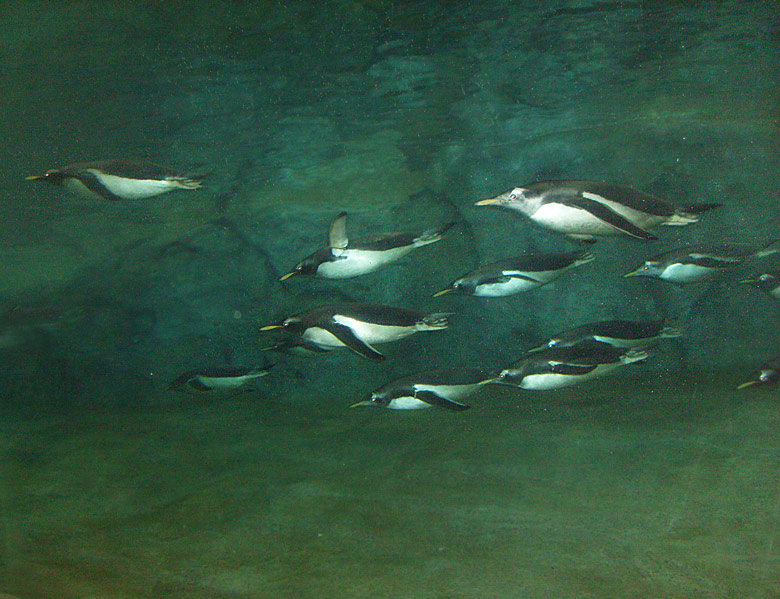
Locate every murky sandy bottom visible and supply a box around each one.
[2,372,778,598]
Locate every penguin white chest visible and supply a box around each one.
[474,275,540,297]
[317,247,411,279]
[89,170,176,199]
[770,287,780,300]
[532,202,618,235]
[333,315,415,343]
[520,372,582,390]
[660,263,717,283]
[387,396,432,410]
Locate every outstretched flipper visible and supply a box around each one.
[329,212,349,250]
[567,196,657,240]
[414,390,470,411]
[327,322,385,360]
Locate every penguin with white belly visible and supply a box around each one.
[350,368,490,411]
[624,243,780,284]
[169,367,272,393]
[475,180,719,242]
[433,250,593,298]
[486,341,649,391]
[26,160,202,200]
[280,212,455,280]
[260,303,449,360]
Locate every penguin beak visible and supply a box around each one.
[623,267,643,278]
[738,278,757,285]
[260,324,282,331]
[25,174,45,181]
[432,288,454,297]
[478,377,498,385]
[279,271,298,281]
[349,400,377,408]
[474,197,501,206]
[736,380,759,390]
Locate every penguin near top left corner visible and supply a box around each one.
[26,159,203,200]
[475,180,719,242]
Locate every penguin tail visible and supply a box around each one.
[419,312,451,329]
[667,203,721,225]
[754,239,780,258]
[168,176,203,190]
[660,326,683,339]
[621,349,650,365]
[413,222,457,247]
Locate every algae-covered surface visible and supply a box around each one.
[1,0,779,597]
[2,375,780,598]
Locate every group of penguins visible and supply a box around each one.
[27,160,780,410]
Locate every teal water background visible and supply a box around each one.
[1,1,779,597]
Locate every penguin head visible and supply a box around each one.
[474,187,533,212]
[451,278,477,295]
[350,393,388,408]
[26,169,69,186]
[758,368,779,385]
[624,260,663,278]
[741,272,779,291]
[493,366,525,386]
[280,258,319,281]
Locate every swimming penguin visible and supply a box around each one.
[350,368,490,411]
[475,180,719,242]
[260,303,449,360]
[741,269,780,301]
[533,320,682,351]
[737,356,780,389]
[169,367,272,393]
[26,160,202,200]
[624,242,780,284]
[433,250,594,297]
[280,212,456,280]
[486,341,649,390]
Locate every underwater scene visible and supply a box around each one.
[1,1,779,597]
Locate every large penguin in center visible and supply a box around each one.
[280,212,455,280]
[260,303,449,360]
[26,160,202,200]
[475,180,719,241]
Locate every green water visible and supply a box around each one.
[1,1,779,597]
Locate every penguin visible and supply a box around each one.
[350,368,490,411]
[280,212,456,280]
[486,341,649,390]
[475,180,719,242]
[433,250,594,298]
[737,356,780,389]
[169,367,271,393]
[624,243,780,284]
[260,303,449,360]
[741,269,780,301]
[533,320,682,351]
[26,159,202,200]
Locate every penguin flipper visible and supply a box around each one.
[327,322,385,360]
[548,361,597,375]
[566,196,657,240]
[415,390,470,411]
[79,171,119,200]
[329,212,349,250]
[501,272,543,284]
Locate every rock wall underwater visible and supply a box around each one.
[1,0,778,410]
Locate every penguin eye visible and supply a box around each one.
[509,193,517,200]
[760,274,771,282]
